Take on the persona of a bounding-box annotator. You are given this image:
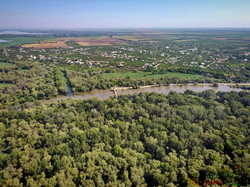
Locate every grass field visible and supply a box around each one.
[103,72,201,79]
[65,41,82,48]
[114,30,250,45]
[114,35,163,42]
[0,62,14,67]
[114,35,145,41]
[0,83,12,87]
[0,37,52,49]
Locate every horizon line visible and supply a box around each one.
[1,27,250,31]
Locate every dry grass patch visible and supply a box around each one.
[75,37,127,46]
[22,42,68,48]
[22,36,128,48]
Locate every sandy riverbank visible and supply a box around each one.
[111,83,250,91]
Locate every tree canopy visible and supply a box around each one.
[0,91,249,186]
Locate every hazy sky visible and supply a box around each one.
[1,0,250,29]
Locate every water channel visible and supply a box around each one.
[43,84,246,103]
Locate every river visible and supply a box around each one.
[0,39,11,43]
[0,31,49,35]
[43,84,246,103]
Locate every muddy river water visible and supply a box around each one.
[43,84,246,103]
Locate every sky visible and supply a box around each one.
[1,0,250,29]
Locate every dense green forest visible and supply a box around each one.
[0,91,249,186]
[0,62,58,107]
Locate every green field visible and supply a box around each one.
[0,83,12,87]
[0,37,53,48]
[16,69,29,72]
[0,62,14,67]
[65,41,81,48]
[103,72,201,79]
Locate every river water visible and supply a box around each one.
[0,39,10,43]
[0,31,48,35]
[43,84,244,103]
[66,85,73,96]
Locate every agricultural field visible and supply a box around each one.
[22,36,128,48]
[114,35,152,41]
[116,30,250,44]
[22,41,68,48]
[0,37,51,48]
[114,34,178,42]
[75,36,128,46]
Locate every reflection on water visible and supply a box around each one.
[117,85,244,97]
[0,39,10,43]
[66,85,73,96]
[0,31,49,35]
[44,84,244,103]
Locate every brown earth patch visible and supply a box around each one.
[22,36,128,48]
[22,42,68,48]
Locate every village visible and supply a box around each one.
[1,36,249,79]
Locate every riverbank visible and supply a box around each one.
[111,83,250,91]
